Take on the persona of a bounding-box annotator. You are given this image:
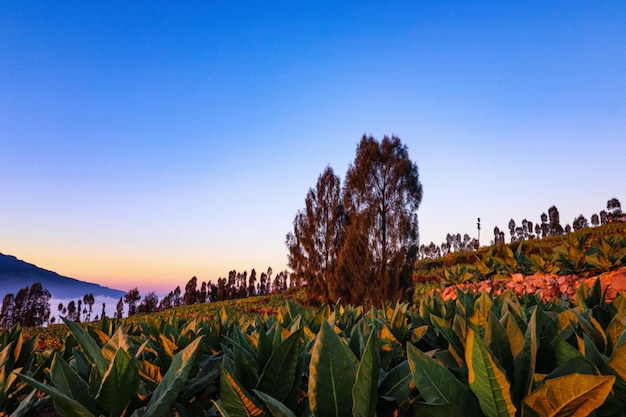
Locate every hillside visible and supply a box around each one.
[412,222,626,301]
[0,252,124,299]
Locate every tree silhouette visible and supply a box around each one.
[115,297,124,318]
[138,292,159,313]
[607,198,623,221]
[508,219,516,242]
[0,293,15,329]
[248,269,257,297]
[82,293,94,322]
[286,166,344,305]
[548,206,563,236]
[338,135,423,304]
[124,288,141,316]
[184,276,198,305]
[572,214,589,231]
[591,213,600,227]
[1,283,52,327]
[67,300,77,322]
[600,210,609,225]
[540,212,549,238]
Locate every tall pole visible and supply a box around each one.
[477,217,481,249]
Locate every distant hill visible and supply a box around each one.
[0,252,125,300]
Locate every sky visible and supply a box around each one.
[1,1,625,295]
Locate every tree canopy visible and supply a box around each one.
[287,135,422,306]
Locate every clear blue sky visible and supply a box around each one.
[1,1,624,294]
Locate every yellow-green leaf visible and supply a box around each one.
[523,374,615,417]
[219,365,264,417]
[466,327,516,417]
[308,320,356,417]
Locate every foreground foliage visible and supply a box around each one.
[1,279,626,417]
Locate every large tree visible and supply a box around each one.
[339,135,423,304]
[286,166,344,305]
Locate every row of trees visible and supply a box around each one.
[112,267,291,318]
[287,135,423,306]
[55,293,100,323]
[0,283,51,328]
[418,232,478,259]
[498,198,623,244]
[418,198,623,260]
[0,265,290,327]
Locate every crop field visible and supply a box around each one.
[2,223,626,417]
[1,279,626,417]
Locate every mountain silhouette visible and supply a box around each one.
[0,252,125,299]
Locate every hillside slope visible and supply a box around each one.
[0,252,124,299]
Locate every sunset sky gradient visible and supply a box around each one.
[1,1,625,294]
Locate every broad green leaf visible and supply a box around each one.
[253,390,297,417]
[352,332,379,417]
[349,318,371,359]
[554,337,583,365]
[406,344,479,416]
[96,348,139,417]
[49,353,102,413]
[133,336,204,417]
[429,314,464,363]
[545,310,576,344]
[72,348,92,382]
[308,320,356,417]
[257,325,274,371]
[466,327,516,417]
[17,373,97,417]
[257,329,302,403]
[378,360,412,405]
[585,277,603,308]
[233,326,259,364]
[582,334,607,370]
[514,307,538,400]
[454,288,474,319]
[487,311,515,380]
[523,374,615,417]
[62,318,108,378]
[218,365,264,417]
[234,338,260,392]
